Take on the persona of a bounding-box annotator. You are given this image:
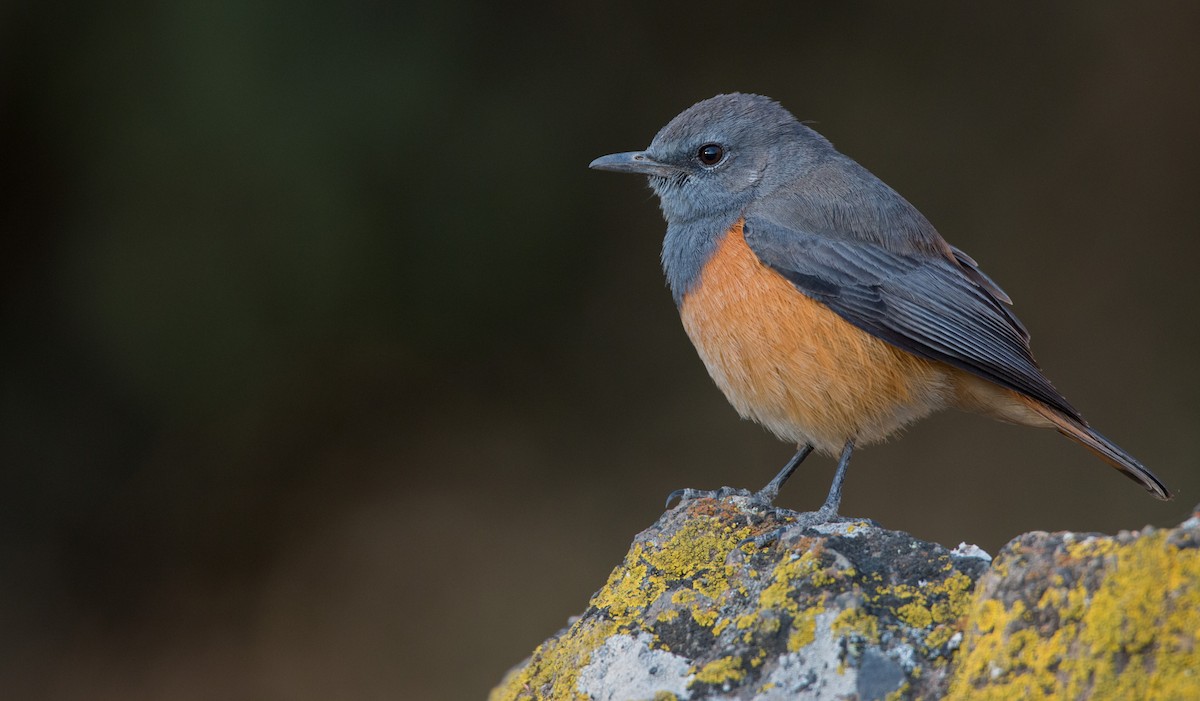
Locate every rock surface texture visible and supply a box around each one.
[490,499,1200,701]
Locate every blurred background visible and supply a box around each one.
[3,2,1199,699]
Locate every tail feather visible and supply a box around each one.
[1020,398,1172,500]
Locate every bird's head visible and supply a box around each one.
[590,93,831,223]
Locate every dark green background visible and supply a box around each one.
[3,3,1198,699]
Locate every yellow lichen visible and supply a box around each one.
[691,606,719,628]
[925,624,956,649]
[1065,535,1117,559]
[656,607,680,624]
[590,513,753,633]
[934,572,975,624]
[589,544,664,628]
[735,611,758,630]
[947,531,1200,700]
[670,589,696,605]
[787,608,818,651]
[487,617,618,701]
[760,549,823,609]
[646,515,751,601]
[670,587,718,628]
[832,607,881,644]
[692,656,745,685]
[492,512,760,700]
[897,601,934,629]
[725,546,833,650]
[874,570,974,654]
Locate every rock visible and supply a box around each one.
[946,513,1200,699]
[490,500,1200,701]
[490,497,989,701]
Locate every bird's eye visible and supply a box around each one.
[697,143,725,166]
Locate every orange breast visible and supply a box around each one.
[678,221,956,454]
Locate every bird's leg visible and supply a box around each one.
[753,444,814,504]
[743,439,856,548]
[665,443,815,509]
[813,439,855,520]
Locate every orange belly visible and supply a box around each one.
[678,221,958,454]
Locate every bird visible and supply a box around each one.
[589,93,1170,532]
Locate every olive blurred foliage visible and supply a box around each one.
[2,2,1199,699]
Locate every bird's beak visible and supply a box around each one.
[589,151,679,177]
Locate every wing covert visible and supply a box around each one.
[742,217,1081,421]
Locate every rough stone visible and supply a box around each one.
[491,497,987,700]
[490,499,1200,700]
[946,514,1200,700]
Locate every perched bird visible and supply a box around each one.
[590,93,1170,528]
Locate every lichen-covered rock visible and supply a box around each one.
[490,497,990,701]
[491,501,1200,700]
[946,512,1200,700]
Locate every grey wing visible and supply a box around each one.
[743,216,1081,421]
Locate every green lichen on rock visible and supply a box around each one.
[947,518,1200,700]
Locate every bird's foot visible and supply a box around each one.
[740,508,858,548]
[664,486,752,509]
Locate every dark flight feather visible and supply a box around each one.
[743,216,1082,422]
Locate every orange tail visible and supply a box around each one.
[1020,398,1172,500]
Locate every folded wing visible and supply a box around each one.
[742,216,1081,422]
